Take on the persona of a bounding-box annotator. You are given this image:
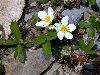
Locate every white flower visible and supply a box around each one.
[36,7,54,27]
[54,16,76,40]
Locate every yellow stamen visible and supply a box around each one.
[44,16,51,22]
[61,25,69,32]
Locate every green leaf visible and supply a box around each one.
[0,64,5,73]
[84,50,96,54]
[33,34,46,45]
[79,39,86,50]
[0,39,18,45]
[0,60,2,65]
[10,21,21,41]
[40,0,48,4]
[89,16,96,27]
[95,19,100,32]
[79,20,87,28]
[62,45,69,50]
[88,0,96,5]
[86,28,94,37]
[46,32,57,41]
[86,39,94,50]
[42,41,52,56]
[96,26,100,32]
[24,39,33,47]
[14,47,18,59]
[32,13,39,25]
[71,45,79,50]
[79,39,96,54]
[94,19,100,28]
[51,0,57,4]
[16,44,25,63]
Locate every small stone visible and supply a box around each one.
[24,7,39,22]
[83,63,96,70]
[81,63,96,75]
[46,63,61,75]
[94,41,100,50]
[96,0,100,7]
[29,0,40,4]
[30,2,37,7]
[25,12,35,22]
[61,6,87,24]
[0,31,2,35]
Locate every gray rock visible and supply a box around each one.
[3,48,55,75]
[29,0,40,4]
[96,0,100,7]
[46,62,82,75]
[46,63,62,75]
[24,7,39,21]
[81,63,96,75]
[83,63,96,70]
[0,0,25,39]
[25,12,35,22]
[95,41,100,50]
[61,6,87,24]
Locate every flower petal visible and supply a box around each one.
[54,23,61,31]
[43,22,49,27]
[65,32,73,39]
[38,11,47,20]
[61,16,69,25]
[48,7,54,18]
[57,31,64,40]
[68,24,76,32]
[36,21,49,27]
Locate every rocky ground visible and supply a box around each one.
[0,0,100,75]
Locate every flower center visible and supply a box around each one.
[61,25,69,32]
[44,16,51,22]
